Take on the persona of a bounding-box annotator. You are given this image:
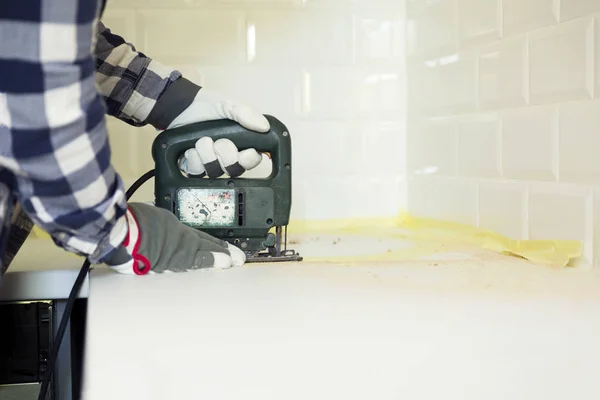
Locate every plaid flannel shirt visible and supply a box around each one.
[0,1,201,272]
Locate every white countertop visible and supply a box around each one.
[5,234,600,399]
[80,237,600,400]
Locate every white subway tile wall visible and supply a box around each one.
[101,0,407,218]
[102,0,600,268]
[407,0,600,267]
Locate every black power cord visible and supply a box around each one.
[37,169,156,400]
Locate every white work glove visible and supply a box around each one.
[178,136,265,178]
[168,88,269,178]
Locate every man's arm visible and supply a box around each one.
[94,21,201,129]
[0,2,128,264]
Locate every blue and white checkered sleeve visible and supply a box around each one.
[0,2,129,264]
[94,21,202,130]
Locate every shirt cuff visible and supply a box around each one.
[86,213,129,265]
[145,75,202,130]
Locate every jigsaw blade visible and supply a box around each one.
[244,248,303,263]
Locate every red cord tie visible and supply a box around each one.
[124,207,152,275]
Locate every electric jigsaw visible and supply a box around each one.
[151,114,302,263]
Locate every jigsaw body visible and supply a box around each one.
[152,115,302,262]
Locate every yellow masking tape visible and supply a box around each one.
[28,210,582,267]
[285,212,582,267]
[399,213,581,267]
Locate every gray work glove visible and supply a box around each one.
[104,202,245,275]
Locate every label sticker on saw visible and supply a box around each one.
[176,188,236,227]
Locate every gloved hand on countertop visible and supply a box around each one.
[104,203,246,275]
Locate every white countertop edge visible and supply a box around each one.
[0,269,90,302]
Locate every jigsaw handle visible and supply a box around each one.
[152,114,291,181]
